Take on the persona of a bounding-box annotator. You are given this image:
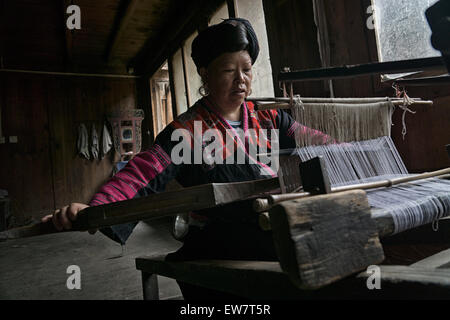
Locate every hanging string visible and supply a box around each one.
[432,219,439,232]
[292,101,395,147]
[393,83,416,140]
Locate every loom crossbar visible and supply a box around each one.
[277,57,445,82]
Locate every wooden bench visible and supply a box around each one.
[135,248,450,300]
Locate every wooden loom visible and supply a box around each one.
[133,160,450,300]
[138,27,450,298]
[86,1,450,299]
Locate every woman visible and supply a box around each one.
[42,18,334,299]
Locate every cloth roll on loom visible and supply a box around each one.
[281,96,450,235]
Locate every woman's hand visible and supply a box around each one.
[41,203,97,234]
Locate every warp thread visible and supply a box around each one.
[293,137,450,234]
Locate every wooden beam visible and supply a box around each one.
[136,255,304,299]
[278,57,446,82]
[132,0,225,77]
[227,0,239,18]
[138,255,450,299]
[105,0,140,62]
[0,177,279,240]
[167,55,179,118]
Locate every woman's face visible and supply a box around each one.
[201,50,253,110]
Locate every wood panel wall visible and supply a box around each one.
[263,0,325,98]
[0,72,139,222]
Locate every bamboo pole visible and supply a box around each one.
[253,100,433,111]
[247,97,423,103]
[254,168,450,213]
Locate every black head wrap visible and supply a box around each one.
[191,18,260,70]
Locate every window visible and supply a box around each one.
[372,0,441,79]
[150,62,173,138]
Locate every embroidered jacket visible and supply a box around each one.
[89,97,334,244]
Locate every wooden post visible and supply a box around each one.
[136,76,154,148]
[269,190,384,289]
[141,272,159,300]
[227,0,239,18]
[180,45,192,107]
[167,55,179,118]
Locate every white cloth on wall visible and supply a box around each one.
[77,123,90,160]
[102,122,113,159]
[91,124,99,160]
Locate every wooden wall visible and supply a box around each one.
[390,86,450,172]
[263,0,450,172]
[0,72,139,222]
[263,0,325,98]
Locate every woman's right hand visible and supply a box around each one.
[41,203,97,234]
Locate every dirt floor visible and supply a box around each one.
[0,218,183,300]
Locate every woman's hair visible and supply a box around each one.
[191,18,260,70]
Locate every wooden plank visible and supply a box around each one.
[269,190,384,289]
[0,177,280,240]
[136,255,304,299]
[137,254,450,299]
[278,57,445,82]
[84,177,280,228]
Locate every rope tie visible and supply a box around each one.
[393,84,416,140]
[432,219,439,232]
